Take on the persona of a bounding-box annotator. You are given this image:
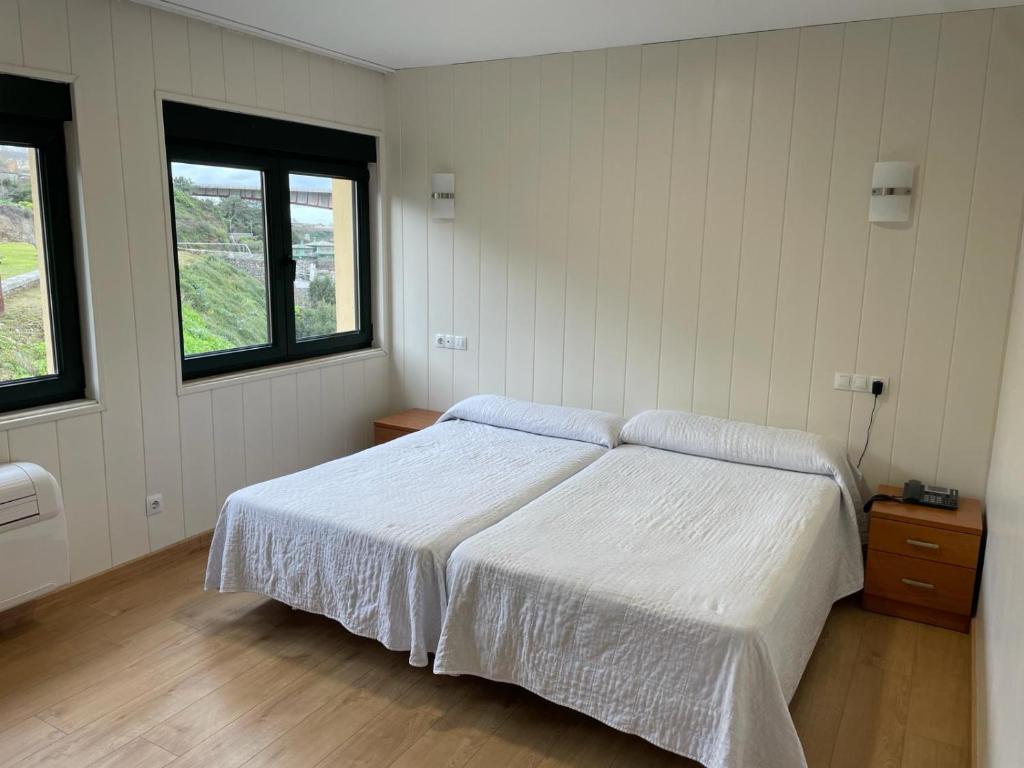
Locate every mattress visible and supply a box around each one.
[205,395,621,667]
[434,410,867,768]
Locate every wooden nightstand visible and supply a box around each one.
[862,484,983,633]
[373,408,442,446]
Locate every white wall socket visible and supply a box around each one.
[146,493,163,517]
[433,333,467,351]
[833,372,887,394]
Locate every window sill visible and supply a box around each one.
[176,346,387,397]
[0,398,104,432]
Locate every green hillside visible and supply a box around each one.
[173,182,270,356]
[172,180,340,352]
[177,250,269,355]
[0,241,39,278]
[172,183,232,244]
[0,284,48,381]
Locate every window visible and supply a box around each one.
[163,103,375,380]
[0,75,84,413]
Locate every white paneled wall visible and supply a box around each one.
[387,7,1024,497]
[0,0,388,583]
[977,233,1024,768]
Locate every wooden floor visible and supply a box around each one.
[0,540,971,768]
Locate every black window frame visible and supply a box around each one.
[0,75,85,414]
[163,102,375,381]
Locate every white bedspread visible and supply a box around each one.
[435,416,865,768]
[206,398,613,666]
[621,409,870,542]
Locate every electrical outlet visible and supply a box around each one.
[834,371,888,394]
[434,333,468,351]
[146,493,163,517]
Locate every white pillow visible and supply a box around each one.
[439,395,624,448]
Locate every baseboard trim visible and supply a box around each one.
[0,530,213,628]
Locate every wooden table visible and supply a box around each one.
[862,484,983,632]
[372,408,442,446]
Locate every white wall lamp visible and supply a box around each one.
[431,173,455,220]
[869,161,914,223]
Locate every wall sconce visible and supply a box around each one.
[431,173,455,220]
[869,161,914,223]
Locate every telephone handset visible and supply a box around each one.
[902,479,959,510]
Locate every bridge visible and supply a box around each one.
[190,186,333,209]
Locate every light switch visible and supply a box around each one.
[833,372,852,391]
[851,374,870,392]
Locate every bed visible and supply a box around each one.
[205,395,622,667]
[434,410,868,768]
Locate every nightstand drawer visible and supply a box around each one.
[373,426,410,445]
[865,551,975,615]
[868,518,979,568]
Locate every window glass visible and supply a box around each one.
[0,143,57,384]
[163,101,374,380]
[1,74,84,413]
[170,162,271,357]
[289,173,359,340]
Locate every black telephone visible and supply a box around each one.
[903,480,959,510]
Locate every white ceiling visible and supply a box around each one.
[136,0,1016,72]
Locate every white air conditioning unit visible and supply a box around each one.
[0,462,68,611]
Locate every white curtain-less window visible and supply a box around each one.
[162,102,375,380]
[0,75,85,413]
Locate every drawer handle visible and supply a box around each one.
[906,538,940,550]
[901,578,935,590]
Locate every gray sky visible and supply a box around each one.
[172,162,333,225]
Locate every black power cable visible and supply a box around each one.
[856,380,885,469]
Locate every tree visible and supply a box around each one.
[308,275,336,306]
[295,303,336,339]
[218,195,264,238]
[0,177,31,205]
